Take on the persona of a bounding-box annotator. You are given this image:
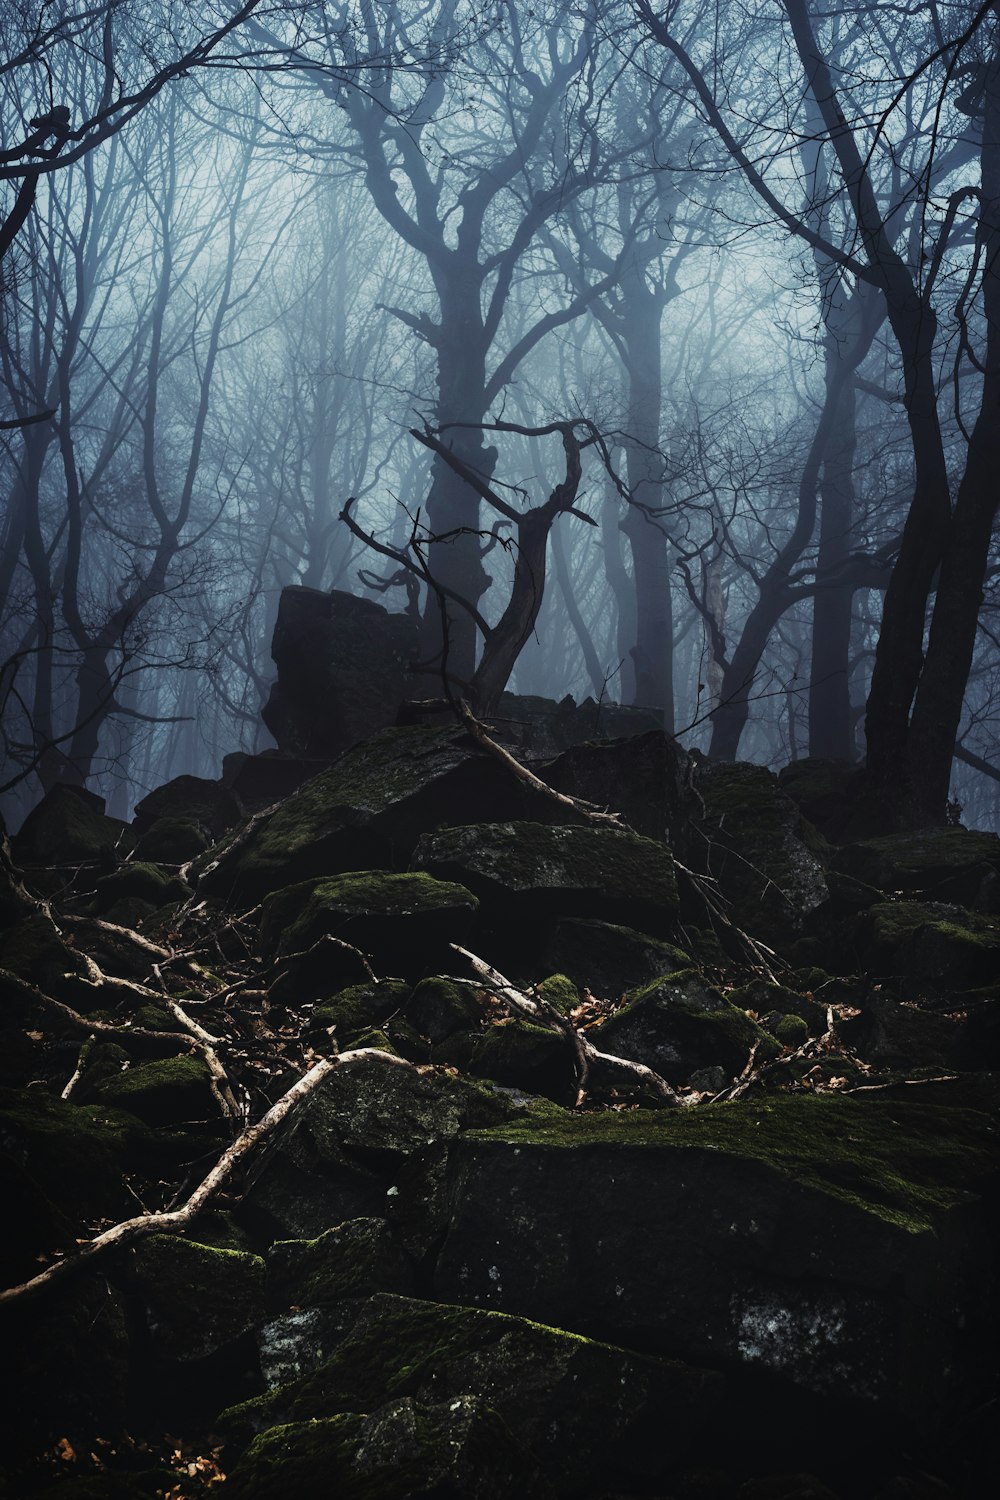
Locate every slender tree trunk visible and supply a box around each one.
[809,369,859,760]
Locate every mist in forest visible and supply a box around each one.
[2,0,998,832]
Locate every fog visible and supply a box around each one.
[2,0,998,832]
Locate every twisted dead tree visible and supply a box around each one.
[342,418,603,713]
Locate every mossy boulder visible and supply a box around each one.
[542,917,693,998]
[0,1087,146,1279]
[134,815,211,863]
[226,1397,538,1500]
[267,934,376,1007]
[312,978,411,1040]
[298,1053,531,1159]
[595,970,780,1087]
[541,729,693,845]
[695,762,829,944]
[430,1097,997,1424]
[268,1217,415,1313]
[403,974,484,1042]
[412,820,679,938]
[0,910,87,997]
[12,784,132,868]
[94,860,190,914]
[465,1018,577,1102]
[200,724,548,902]
[778,757,864,843]
[222,1292,720,1495]
[130,1233,266,1361]
[260,872,478,975]
[831,828,1000,911]
[848,901,1000,991]
[772,1013,810,1048]
[133,773,241,839]
[91,1054,216,1126]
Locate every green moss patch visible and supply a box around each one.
[468,1094,996,1234]
[131,1233,265,1361]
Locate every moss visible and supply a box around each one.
[269,1218,413,1310]
[535,974,578,1014]
[313,978,411,1037]
[414,821,679,924]
[13,784,130,867]
[350,1027,400,1054]
[405,975,484,1042]
[134,815,210,863]
[226,1416,366,1500]
[858,901,1000,989]
[468,1019,576,1101]
[92,1054,214,1125]
[834,829,1000,896]
[131,1233,266,1361]
[95,861,189,912]
[773,1014,810,1048]
[0,911,84,991]
[261,872,478,958]
[467,1094,997,1234]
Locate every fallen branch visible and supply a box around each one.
[452,945,678,1107]
[0,1046,414,1307]
[456,700,622,827]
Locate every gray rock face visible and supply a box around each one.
[262,586,419,758]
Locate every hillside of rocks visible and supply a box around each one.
[1,624,998,1498]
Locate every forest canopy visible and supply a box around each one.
[1,0,998,831]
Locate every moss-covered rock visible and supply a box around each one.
[534,972,578,1014]
[260,872,478,975]
[596,970,780,1086]
[268,1217,415,1313]
[94,860,190,914]
[542,917,693,998]
[200,724,548,902]
[92,1054,215,1126]
[831,828,1000,911]
[134,815,211,863]
[541,729,693,845]
[130,1233,265,1361]
[848,900,1000,991]
[12,784,132,868]
[226,1397,539,1500]
[695,762,829,945]
[222,1292,720,1495]
[412,820,679,938]
[403,974,484,1042]
[773,1013,810,1048]
[0,1087,146,1279]
[311,978,411,1040]
[133,774,241,839]
[466,1018,577,1102]
[0,910,87,996]
[430,1097,997,1423]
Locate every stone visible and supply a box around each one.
[91,1055,216,1127]
[12,784,132,868]
[542,916,693,997]
[223,750,334,813]
[412,820,679,939]
[225,1397,540,1500]
[694,762,829,946]
[93,860,190,914]
[464,1018,577,1102]
[429,1097,997,1426]
[595,970,780,1086]
[221,1292,720,1495]
[267,1217,415,1315]
[259,872,479,976]
[777,758,865,844]
[133,774,241,839]
[262,585,420,758]
[403,975,484,1043]
[131,1233,266,1361]
[831,828,1000,912]
[848,901,1000,993]
[133,815,211,863]
[541,729,693,844]
[201,724,549,902]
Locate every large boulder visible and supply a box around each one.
[428,1097,997,1429]
[259,871,479,976]
[830,828,1000,912]
[262,586,419,758]
[541,729,692,845]
[133,774,241,840]
[594,970,780,1087]
[201,725,554,902]
[694,762,829,946]
[12,784,132,870]
[222,1292,721,1497]
[412,821,679,940]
